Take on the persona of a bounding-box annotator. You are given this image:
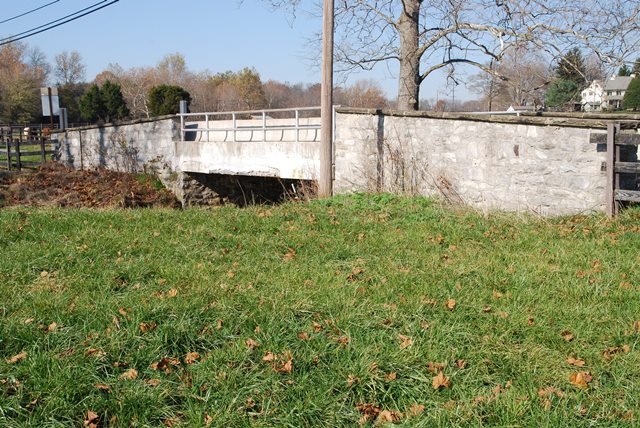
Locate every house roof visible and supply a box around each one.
[604,76,634,91]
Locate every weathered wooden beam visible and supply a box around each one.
[615,189,640,203]
[606,124,616,217]
[590,132,640,146]
[615,162,640,174]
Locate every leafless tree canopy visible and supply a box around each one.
[266,0,640,110]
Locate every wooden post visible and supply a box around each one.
[16,127,22,172]
[606,123,616,217]
[319,0,334,198]
[3,129,10,171]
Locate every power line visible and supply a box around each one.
[0,0,62,25]
[0,0,107,43]
[0,0,119,46]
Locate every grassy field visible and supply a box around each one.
[1,194,639,427]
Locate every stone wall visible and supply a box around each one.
[334,109,610,216]
[55,117,191,201]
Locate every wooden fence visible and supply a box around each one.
[0,126,56,171]
[592,123,640,217]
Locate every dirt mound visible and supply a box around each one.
[0,163,180,209]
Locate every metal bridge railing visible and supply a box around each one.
[178,107,322,143]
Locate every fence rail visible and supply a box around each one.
[178,107,322,143]
[0,126,56,171]
[593,123,640,216]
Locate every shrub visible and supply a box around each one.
[79,80,129,123]
[623,77,640,110]
[148,84,191,117]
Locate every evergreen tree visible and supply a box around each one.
[148,84,191,116]
[556,48,586,84]
[623,77,640,110]
[633,58,640,75]
[546,79,580,110]
[618,64,631,76]
[79,80,129,123]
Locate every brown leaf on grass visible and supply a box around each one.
[538,386,565,399]
[347,267,364,282]
[145,378,162,387]
[569,371,592,389]
[407,404,425,417]
[262,352,276,362]
[421,296,438,306]
[432,371,451,390]
[119,368,138,380]
[385,372,397,381]
[527,317,535,326]
[421,321,430,330]
[150,357,180,373]
[84,410,99,427]
[347,374,359,387]
[46,322,58,333]
[445,299,457,310]
[356,403,381,424]
[85,348,105,358]
[204,413,213,426]
[184,352,200,364]
[336,335,350,346]
[167,289,178,298]
[245,338,260,350]
[297,332,310,341]
[283,248,296,261]
[24,318,35,324]
[226,271,235,279]
[139,322,157,333]
[427,362,446,374]
[398,334,413,349]
[376,410,402,424]
[94,383,110,392]
[455,359,467,369]
[312,321,323,333]
[566,357,586,367]
[483,306,492,313]
[275,358,293,374]
[492,290,504,299]
[602,345,630,360]
[216,319,223,330]
[561,331,574,342]
[6,351,27,364]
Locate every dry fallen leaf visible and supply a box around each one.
[427,361,446,374]
[566,357,586,367]
[184,352,200,364]
[407,403,425,417]
[568,371,592,389]
[455,359,467,369]
[445,299,457,310]
[262,352,276,362]
[376,410,402,424]
[347,374,359,387]
[245,338,260,350]
[139,322,157,333]
[297,332,310,341]
[85,348,105,358]
[167,288,178,298]
[84,410,99,428]
[94,383,110,392]
[204,413,213,426]
[432,371,451,390]
[602,345,630,360]
[283,248,296,261]
[385,372,397,381]
[46,322,58,333]
[119,368,138,380]
[399,334,413,349]
[145,378,162,387]
[561,331,575,342]
[6,351,27,364]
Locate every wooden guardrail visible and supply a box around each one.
[0,126,56,171]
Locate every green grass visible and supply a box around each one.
[1,194,639,427]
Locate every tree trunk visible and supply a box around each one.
[397,0,421,111]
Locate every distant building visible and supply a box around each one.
[603,75,635,110]
[581,80,604,112]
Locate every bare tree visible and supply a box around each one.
[54,51,86,85]
[266,0,640,111]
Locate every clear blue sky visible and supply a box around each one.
[0,0,462,102]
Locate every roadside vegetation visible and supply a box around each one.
[1,194,639,426]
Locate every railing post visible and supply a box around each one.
[179,100,188,141]
[263,111,267,142]
[206,114,210,142]
[3,129,10,171]
[232,113,237,143]
[295,109,300,142]
[606,123,616,218]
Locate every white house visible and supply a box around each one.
[581,80,604,111]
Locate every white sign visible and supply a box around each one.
[41,87,60,116]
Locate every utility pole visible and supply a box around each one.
[319,0,334,198]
